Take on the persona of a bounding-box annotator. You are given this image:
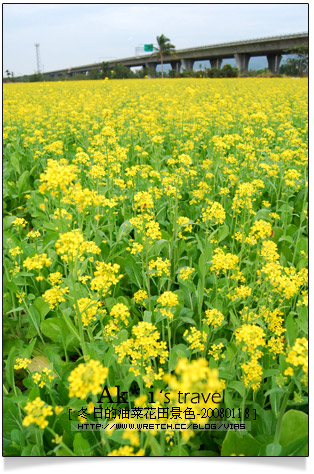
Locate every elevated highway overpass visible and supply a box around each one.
[44,32,308,77]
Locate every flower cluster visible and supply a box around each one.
[14,358,31,370]
[183,327,207,351]
[22,397,53,429]
[43,285,69,309]
[76,298,101,326]
[90,262,123,295]
[32,368,55,388]
[164,358,225,425]
[285,337,308,379]
[55,229,100,263]
[157,291,179,320]
[148,257,170,277]
[201,201,226,225]
[115,322,168,387]
[103,303,130,340]
[23,253,52,271]
[203,308,225,329]
[68,360,109,399]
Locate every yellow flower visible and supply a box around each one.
[157,291,179,307]
[148,257,170,276]
[110,303,130,325]
[42,286,69,309]
[203,308,224,329]
[39,158,78,192]
[178,266,195,281]
[164,358,225,425]
[211,248,239,273]
[90,262,123,294]
[108,446,145,456]
[52,434,63,444]
[208,343,225,361]
[48,272,63,285]
[23,253,52,271]
[235,324,266,353]
[122,430,140,447]
[183,327,207,351]
[22,397,53,429]
[133,191,154,212]
[76,297,100,326]
[27,230,41,238]
[201,201,226,224]
[55,229,100,263]
[14,358,31,370]
[241,352,263,391]
[9,247,23,257]
[286,337,308,376]
[246,219,272,244]
[68,360,109,399]
[134,289,148,305]
[32,368,55,387]
[115,322,168,388]
[12,217,27,228]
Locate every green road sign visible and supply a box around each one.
[144,44,154,52]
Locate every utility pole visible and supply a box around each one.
[34,43,41,73]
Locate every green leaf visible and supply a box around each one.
[41,317,71,342]
[217,224,229,243]
[25,304,41,334]
[6,346,16,389]
[221,431,261,456]
[265,443,282,456]
[279,409,308,454]
[56,447,72,456]
[285,314,296,346]
[143,311,152,322]
[264,387,285,398]
[149,435,162,456]
[3,216,17,231]
[170,445,189,456]
[124,257,143,287]
[22,337,37,358]
[117,220,132,241]
[223,389,234,410]
[11,428,26,449]
[281,435,308,456]
[228,381,245,398]
[73,433,92,456]
[33,297,50,320]
[169,344,190,371]
[3,397,22,437]
[278,235,294,245]
[10,154,21,174]
[198,252,207,280]
[177,316,197,327]
[17,170,30,195]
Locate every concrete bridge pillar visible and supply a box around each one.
[234,53,250,75]
[171,61,181,72]
[209,58,222,69]
[181,58,194,71]
[267,54,282,74]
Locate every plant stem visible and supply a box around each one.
[273,379,294,444]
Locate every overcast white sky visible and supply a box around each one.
[3,3,309,76]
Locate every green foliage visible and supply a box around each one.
[280,45,308,77]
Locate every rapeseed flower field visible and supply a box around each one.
[3,78,308,456]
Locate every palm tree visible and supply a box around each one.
[154,34,176,78]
